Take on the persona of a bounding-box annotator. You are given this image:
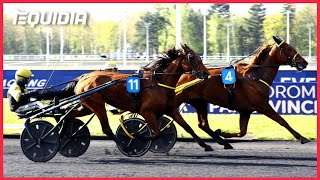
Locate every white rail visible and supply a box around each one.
[3,54,317,62]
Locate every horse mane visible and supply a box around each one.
[142,46,180,72]
[240,44,273,75]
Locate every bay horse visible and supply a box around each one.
[62,44,217,151]
[175,36,310,145]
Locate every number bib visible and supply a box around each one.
[126,76,140,93]
[221,66,236,85]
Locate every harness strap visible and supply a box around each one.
[278,40,285,47]
[293,53,299,60]
[119,112,135,139]
[227,88,233,108]
[259,79,271,89]
[157,83,176,90]
[175,78,204,95]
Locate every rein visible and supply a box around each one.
[229,52,255,65]
[158,83,176,90]
[155,70,198,91]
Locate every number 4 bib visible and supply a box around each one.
[221,66,236,85]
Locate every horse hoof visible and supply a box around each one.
[204,145,213,151]
[224,143,233,149]
[300,137,311,144]
[215,129,222,135]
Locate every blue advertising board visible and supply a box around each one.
[3,70,317,115]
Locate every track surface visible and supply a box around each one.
[4,139,317,178]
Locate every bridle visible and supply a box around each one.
[245,41,302,89]
[183,50,208,79]
[245,42,300,69]
[277,40,300,68]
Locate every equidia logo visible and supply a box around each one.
[13,11,88,27]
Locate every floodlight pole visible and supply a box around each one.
[176,3,181,48]
[123,11,127,66]
[60,26,64,62]
[144,23,150,62]
[224,23,232,63]
[307,23,314,62]
[202,10,207,64]
[286,10,290,44]
[46,26,50,66]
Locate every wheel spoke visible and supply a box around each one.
[126,139,133,148]
[39,125,48,138]
[60,139,70,149]
[138,128,148,135]
[41,139,58,144]
[73,131,87,138]
[39,147,45,158]
[23,141,37,152]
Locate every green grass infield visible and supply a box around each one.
[3,99,316,141]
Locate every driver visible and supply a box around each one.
[7,68,44,116]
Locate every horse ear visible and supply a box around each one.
[180,43,186,52]
[273,36,283,45]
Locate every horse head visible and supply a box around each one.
[273,36,308,71]
[179,44,209,79]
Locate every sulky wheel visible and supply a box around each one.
[20,120,60,162]
[59,118,90,157]
[116,118,152,157]
[149,116,177,153]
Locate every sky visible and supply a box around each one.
[4,3,314,22]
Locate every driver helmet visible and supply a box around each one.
[15,68,33,82]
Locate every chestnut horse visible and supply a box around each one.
[63,44,216,151]
[175,36,310,145]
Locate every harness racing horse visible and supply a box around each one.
[175,36,310,145]
[63,44,218,153]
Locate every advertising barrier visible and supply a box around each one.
[3,70,317,115]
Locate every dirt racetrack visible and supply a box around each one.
[4,139,317,178]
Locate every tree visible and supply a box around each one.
[208,3,230,18]
[281,4,297,47]
[263,13,286,44]
[91,21,118,54]
[207,4,230,56]
[3,15,23,54]
[133,9,169,55]
[184,8,203,53]
[157,4,206,53]
[231,16,251,56]
[292,4,316,56]
[245,4,266,52]
[237,25,249,56]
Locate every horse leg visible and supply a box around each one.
[190,100,233,149]
[64,105,93,120]
[140,110,159,140]
[256,103,310,144]
[167,109,213,151]
[217,111,252,138]
[81,99,115,140]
